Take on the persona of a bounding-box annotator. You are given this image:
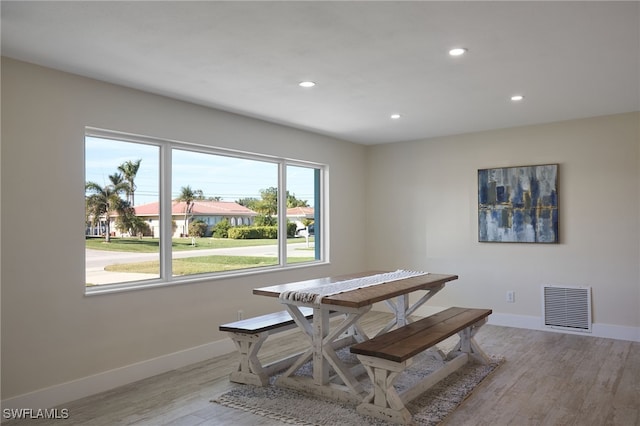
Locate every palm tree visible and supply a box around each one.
[85,180,129,242]
[287,192,309,208]
[108,172,125,187]
[117,159,142,205]
[176,185,196,237]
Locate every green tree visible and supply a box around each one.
[237,197,259,210]
[115,206,150,237]
[85,180,129,242]
[192,189,205,200]
[108,173,121,185]
[191,189,222,202]
[251,187,309,215]
[114,201,152,237]
[287,192,309,208]
[254,214,276,226]
[117,159,142,205]
[254,187,278,216]
[177,185,196,237]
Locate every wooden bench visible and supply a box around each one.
[350,307,492,424]
[219,307,317,386]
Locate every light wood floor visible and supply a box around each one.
[7,311,639,426]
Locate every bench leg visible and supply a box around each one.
[453,317,491,364]
[356,347,476,424]
[356,355,413,425]
[227,331,270,386]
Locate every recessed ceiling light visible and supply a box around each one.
[449,47,468,56]
[390,114,401,119]
[511,95,525,101]
[299,81,316,88]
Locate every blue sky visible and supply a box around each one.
[85,137,316,207]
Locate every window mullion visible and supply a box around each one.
[278,161,287,265]
[160,145,173,279]
[314,168,322,260]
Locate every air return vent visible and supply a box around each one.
[543,285,592,333]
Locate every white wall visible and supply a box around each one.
[0,58,367,405]
[365,113,640,336]
[2,56,639,410]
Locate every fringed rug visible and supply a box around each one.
[213,347,504,425]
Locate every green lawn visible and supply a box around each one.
[105,255,315,275]
[86,236,314,253]
[87,236,316,279]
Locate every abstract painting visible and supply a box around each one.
[478,164,558,243]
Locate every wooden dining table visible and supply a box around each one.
[253,270,459,402]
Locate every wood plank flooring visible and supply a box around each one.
[6,312,639,425]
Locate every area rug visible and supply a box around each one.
[213,347,504,425]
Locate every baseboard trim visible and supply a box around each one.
[411,305,640,342]
[487,312,640,342]
[3,308,638,416]
[1,337,236,414]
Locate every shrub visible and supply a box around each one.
[260,226,278,239]
[188,220,209,238]
[115,213,151,237]
[228,226,277,239]
[134,220,152,237]
[254,214,276,226]
[212,219,230,238]
[287,221,298,237]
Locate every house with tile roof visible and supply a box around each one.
[286,206,315,233]
[130,200,258,238]
[94,202,314,238]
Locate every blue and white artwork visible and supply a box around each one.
[478,164,558,243]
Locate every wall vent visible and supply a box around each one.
[542,285,592,333]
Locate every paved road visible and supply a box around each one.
[85,241,315,285]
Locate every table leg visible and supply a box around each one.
[277,303,371,402]
[321,311,368,394]
[313,306,330,384]
[378,284,446,336]
[397,294,409,326]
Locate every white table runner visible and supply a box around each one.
[279,270,429,305]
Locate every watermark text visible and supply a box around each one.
[3,408,70,420]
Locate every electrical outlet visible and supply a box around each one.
[506,291,515,303]
[237,310,244,321]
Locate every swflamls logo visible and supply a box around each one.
[3,408,70,420]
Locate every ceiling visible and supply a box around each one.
[2,1,639,145]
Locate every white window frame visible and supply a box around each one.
[85,127,328,295]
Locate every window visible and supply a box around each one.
[85,128,326,293]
